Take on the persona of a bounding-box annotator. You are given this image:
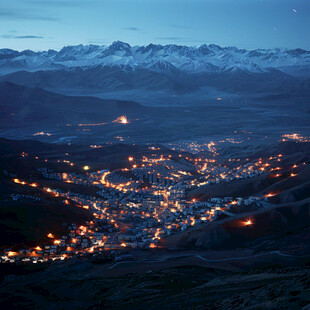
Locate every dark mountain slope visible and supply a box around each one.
[0,65,304,97]
[0,81,144,128]
[163,199,310,250]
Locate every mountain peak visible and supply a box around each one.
[0,42,309,76]
[110,41,131,50]
[111,40,130,46]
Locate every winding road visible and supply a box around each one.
[108,250,306,269]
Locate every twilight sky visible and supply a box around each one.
[0,0,309,51]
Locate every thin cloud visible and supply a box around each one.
[15,35,44,39]
[123,27,140,31]
[0,34,44,39]
[0,10,59,21]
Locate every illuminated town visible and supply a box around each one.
[2,136,306,265]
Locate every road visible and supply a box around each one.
[108,250,305,270]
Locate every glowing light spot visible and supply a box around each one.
[230,200,238,205]
[244,219,253,226]
[113,115,129,124]
[83,165,90,171]
[47,233,54,238]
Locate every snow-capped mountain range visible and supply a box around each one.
[1,41,310,75]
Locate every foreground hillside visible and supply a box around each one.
[1,263,309,310]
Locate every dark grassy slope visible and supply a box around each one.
[0,169,92,248]
[0,137,177,172]
[163,200,310,250]
[188,166,310,203]
[0,138,168,179]
[0,139,93,248]
[0,142,86,248]
[0,260,309,309]
[0,199,92,248]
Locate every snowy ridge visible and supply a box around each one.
[0,41,310,75]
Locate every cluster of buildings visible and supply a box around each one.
[2,143,286,264]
